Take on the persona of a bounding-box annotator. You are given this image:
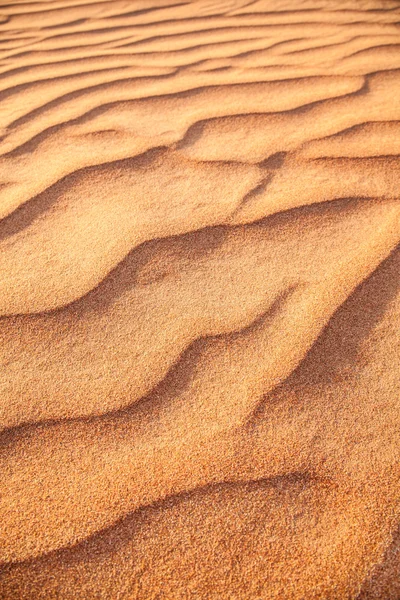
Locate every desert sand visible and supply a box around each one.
[0,0,399,598]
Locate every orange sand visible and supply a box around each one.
[0,0,399,598]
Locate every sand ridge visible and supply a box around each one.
[0,0,399,598]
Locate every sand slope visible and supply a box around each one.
[0,0,399,598]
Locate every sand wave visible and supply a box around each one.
[0,0,399,597]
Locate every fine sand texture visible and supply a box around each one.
[0,0,400,598]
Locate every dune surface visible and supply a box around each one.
[0,0,399,598]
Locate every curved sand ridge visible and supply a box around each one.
[0,0,399,598]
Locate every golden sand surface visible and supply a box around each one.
[0,0,399,598]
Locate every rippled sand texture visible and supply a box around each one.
[0,0,399,598]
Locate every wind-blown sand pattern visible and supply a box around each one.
[0,0,399,598]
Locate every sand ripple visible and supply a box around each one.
[0,0,399,598]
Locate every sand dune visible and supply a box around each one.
[0,0,399,598]
[0,197,399,432]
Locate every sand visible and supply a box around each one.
[0,0,399,598]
